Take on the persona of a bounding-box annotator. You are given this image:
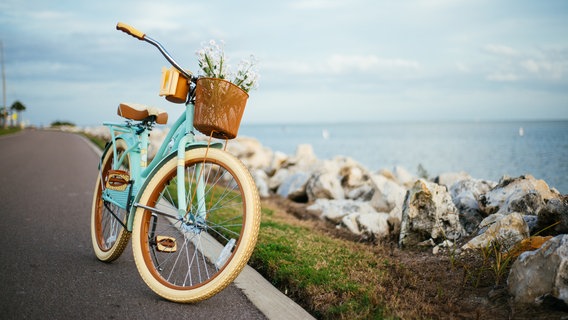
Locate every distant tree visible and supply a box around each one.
[50,120,76,127]
[0,106,8,128]
[10,100,26,127]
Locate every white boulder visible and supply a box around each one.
[276,171,310,201]
[461,212,529,251]
[369,173,407,219]
[479,175,560,216]
[306,172,345,201]
[399,179,465,247]
[436,171,472,188]
[307,199,376,223]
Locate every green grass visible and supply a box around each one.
[0,127,21,136]
[81,133,107,150]
[250,206,394,319]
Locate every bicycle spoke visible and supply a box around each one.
[132,148,260,302]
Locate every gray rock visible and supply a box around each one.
[450,178,496,234]
[436,171,472,188]
[307,199,377,223]
[252,169,270,198]
[228,136,273,170]
[536,195,568,236]
[308,199,391,239]
[508,235,568,305]
[399,179,465,247]
[369,173,407,218]
[341,212,391,239]
[356,212,391,239]
[276,171,310,202]
[306,172,344,201]
[283,144,319,170]
[346,184,374,201]
[476,214,505,235]
[334,156,370,188]
[267,151,288,175]
[523,215,539,235]
[268,168,290,191]
[479,175,560,216]
[462,212,529,251]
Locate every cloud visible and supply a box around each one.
[482,45,568,83]
[455,62,470,73]
[326,54,420,74]
[129,2,204,32]
[289,0,346,10]
[29,10,71,21]
[486,72,520,82]
[264,54,420,76]
[415,0,470,9]
[483,44,519,57]
[520,56,567,80]
[521,59,541,73]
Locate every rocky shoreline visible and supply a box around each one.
[226,136,568,310]
[85,127,568,311]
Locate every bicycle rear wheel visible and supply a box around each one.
[132,148,261,303]
[91,139,131,262]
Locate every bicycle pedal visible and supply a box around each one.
[106,170,130,191]
[156,236,177,253]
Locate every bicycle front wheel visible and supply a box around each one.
[132,148,261,303]
[91,139,131,262]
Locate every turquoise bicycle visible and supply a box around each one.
[91,23,261,303]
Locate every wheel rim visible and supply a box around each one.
[94,142,129,252]
[138,156,247,290]
[95,197,128,251]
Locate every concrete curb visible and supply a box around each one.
[234,265,315,320]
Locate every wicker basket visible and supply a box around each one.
[194,77,249,139]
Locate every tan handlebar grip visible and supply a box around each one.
[116,22,145,40]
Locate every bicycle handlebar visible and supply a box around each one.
[116,22,194,81]
[116,22,145,41]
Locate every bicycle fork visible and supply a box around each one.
[176,136,207,218]
[175,104,207,228]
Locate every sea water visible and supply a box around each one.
[239,121,568,194]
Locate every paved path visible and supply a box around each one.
[0,130,313,320]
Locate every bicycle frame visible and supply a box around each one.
[100,102,222,231]
[98,22,233,234]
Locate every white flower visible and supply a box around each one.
[196,41,259,92]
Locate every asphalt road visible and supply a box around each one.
[0,130,267,320]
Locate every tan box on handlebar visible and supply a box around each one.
[159,67,189,104]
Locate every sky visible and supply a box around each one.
[1,0,567,127]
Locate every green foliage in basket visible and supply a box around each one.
[196,40,259,93]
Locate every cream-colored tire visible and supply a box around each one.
[91,139,131,262]
[132,148,260,302]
